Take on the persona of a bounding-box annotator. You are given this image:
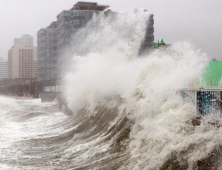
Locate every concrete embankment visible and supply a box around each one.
[40,92,58,102]
[40,92,73,116]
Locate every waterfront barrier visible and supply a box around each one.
[180,88,222,115]
[40,92,58,102]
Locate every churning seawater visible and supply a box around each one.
[1,9,222,170]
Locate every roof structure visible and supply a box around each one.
[71,1,110,11]
[47,22,57,29]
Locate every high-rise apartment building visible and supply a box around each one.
[56,1,109,78]
[138,14,154,55]
[0,59,8,79]
[14,34,33,47]
[8,34,35,79]
[37,22,58,80]
[33,60,38,78]
[8,44,33,79]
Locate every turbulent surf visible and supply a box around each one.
[1,9,222,170]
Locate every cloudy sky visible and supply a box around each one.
[0,0,221,60]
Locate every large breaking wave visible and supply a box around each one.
[61,9,222,169]
[1,9,222,170]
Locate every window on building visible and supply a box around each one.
[65,21,69,25]
[64,12,70,16]
[74,11,80,16]
[73,20,79,25]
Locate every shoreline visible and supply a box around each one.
[0,94,35,100]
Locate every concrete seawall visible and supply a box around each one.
[40,92,73,116]
[40,92,58,102]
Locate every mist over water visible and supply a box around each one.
[0,9,222,170]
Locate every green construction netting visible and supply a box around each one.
[201,61,222,88]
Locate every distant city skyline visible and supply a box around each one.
[0,0,222,59]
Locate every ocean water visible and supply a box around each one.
[1,9,222,170]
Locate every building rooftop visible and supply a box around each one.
[70,1,109,11]
[47,22,57,29]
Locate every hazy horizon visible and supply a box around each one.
[0,0,221,60]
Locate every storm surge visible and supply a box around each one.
[64,9,222,170]
[1,9,222,170]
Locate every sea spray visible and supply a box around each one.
[0,9,220,170]
[0,96,18,113]
[64,9,151,112]
[62,9,222,169]
[0,96,19,124]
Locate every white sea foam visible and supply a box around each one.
[0,9,217,170]
[0,96,18,113]
[63,9,222,169]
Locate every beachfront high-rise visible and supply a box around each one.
[56,1,109,79]
[8,34,34,79]
[8,44,33,79]
[37,22,58,80]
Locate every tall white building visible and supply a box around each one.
[8,44,33,79]
[8,34,35,79]
[0,59,8,79]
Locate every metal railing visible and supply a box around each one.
[180,88,222,115]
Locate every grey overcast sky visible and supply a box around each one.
[0,0,221,60]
